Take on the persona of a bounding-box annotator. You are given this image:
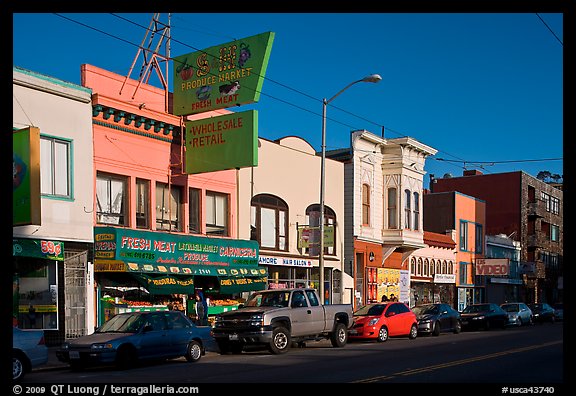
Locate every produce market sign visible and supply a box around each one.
[185,110,257,174]
[94,226,259,269]
[172,32,274,116]
[13,238,64,261]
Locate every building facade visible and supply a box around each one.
[237,136,353,304]
[328,130,437,309]
[13,66,94,345]
[431,170,563,304]
[423,191,486,311]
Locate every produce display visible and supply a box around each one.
[210,299,242,306]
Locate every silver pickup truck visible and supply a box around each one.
[211,288,354,354]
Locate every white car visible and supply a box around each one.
[13,327,49,381]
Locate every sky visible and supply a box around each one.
[12,12,564,188]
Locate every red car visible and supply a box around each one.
[349,302,418,342]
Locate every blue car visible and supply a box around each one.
[56,311,213,370]
[13,327,49,381]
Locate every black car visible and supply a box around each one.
[460,303,508,331]
[412,303,461,336]
[528,303,556,324]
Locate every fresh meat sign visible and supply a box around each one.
[475,258,509,276]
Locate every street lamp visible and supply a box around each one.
[319,74,382,304]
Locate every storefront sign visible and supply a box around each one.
[258,255,313,267]
[434,274,456,283]
[135,274,195,295]
[172,32,275,116]
[475,258,509,276]
[219,275,268,293]
[13,238,64,261]
[185,110,258,174]
[94,227,259,268]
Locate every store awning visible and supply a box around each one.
[217,275,268,294]
[124,262,268,278]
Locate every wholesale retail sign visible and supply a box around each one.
[13,127,41,226]
[172,32,275,116]
[185,110,258,173]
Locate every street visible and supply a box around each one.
[22,322,563,386]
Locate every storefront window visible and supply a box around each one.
[14,259,58,330]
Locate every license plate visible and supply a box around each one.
[229,334,239,340]
[461,321,468,325]
[69,351,80,359]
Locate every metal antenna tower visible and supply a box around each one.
[119,13,171,112]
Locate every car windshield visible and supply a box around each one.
[355,304,386,316]
[245,291,290,307]
[412,305,439,316]
[501,304,518,312]
[462,304,491,313]
[97,313,146,333]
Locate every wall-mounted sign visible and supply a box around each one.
[185,110,258,174]
[13,127,41,226]
[475,258,510,276]
[172,32,275,116]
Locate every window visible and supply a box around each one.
[459,262,468,285]
[40,136,71,198]
[404,189,411,229]
[387,188,397,229]
[475,223,483,253]
[96,173,127,226]
[156,182,182,231]
[413,192,420,231]
[136,179,149,229]
[410,258,416,275]
[550,196,560,215]
[189,188,201,234]
[251,194,287,250]
[305,204,336,255]
[459,220,468,251]
[206,191,228,236]
[551,224,560,242]
[362,184,370,225]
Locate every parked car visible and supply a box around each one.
[553,303,563,321]
[500,302,533,327]
[349,302,418,342]
[460,303,508,331]
[412,303,462,336]
[56,311,213,370]
[528,303,556,324]
[13,327,49,382]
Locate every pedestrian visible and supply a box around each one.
[28,304,36,328]
[195,290,209,326]
[381,294,389,302]
[390,293,398,302]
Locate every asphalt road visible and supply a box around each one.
[22,321,563,388]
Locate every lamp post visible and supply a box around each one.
[319,74,382,304]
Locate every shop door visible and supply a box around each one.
[64,251,88,339]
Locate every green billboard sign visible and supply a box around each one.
[13,127,41,226]
[185,110,258,174]
[172,32,275,116]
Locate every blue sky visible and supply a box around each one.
[12,13,563,187]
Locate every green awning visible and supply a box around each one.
[134,273,195,295]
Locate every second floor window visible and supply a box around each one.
[156,182,182,232]
[136,179,149,229]
[387,187,397,229]
[206,191,228,236]
[404,189,411,229]
[460,220,468,251]
[362,184,370,225]
[96,173,127,226]
[40,136,71,198]
[413,192,420,231]
[251,194,288,251]
[305,204,336,256]
[189,188,201,234]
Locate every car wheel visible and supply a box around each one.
[268,326,291,354]
[13,352,27,382]
[330,323,348,347]
[115,346,137,370]
[432,322,441,336]
[454,320,462,334]
[185,340,203,362]
[409,324,418,339]
[377,326,389,342]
